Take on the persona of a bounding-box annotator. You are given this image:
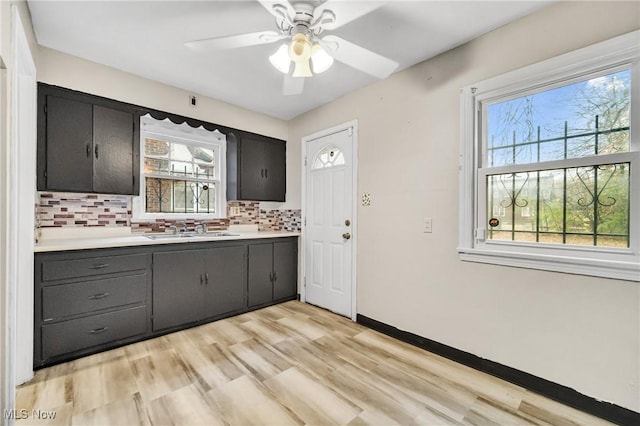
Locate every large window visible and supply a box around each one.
[459,31,639,281]
[132,115,226,220]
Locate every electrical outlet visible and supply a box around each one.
[423,218,432,233]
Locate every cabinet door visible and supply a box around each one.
[264,139,286,202]
[45,95,93,192]
[239,135,265,200]
[93,105,134,194]
[203,245,246,318]
[248,243,273,307]
[152,250,204,330]
[273,240,297,301]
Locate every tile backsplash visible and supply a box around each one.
[36,193,301,234]
[37,193,130,227]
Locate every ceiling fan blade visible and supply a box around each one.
[283,73,305,96]
[321,35,398,79]
[257,0,296,25]
[185,31,285,51]
[313,1,385,31]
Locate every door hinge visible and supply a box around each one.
[304,156,307,167]
[348,127,353,137]
[44,104,47,114]
[304,217,307,226]
[304,276,306,287]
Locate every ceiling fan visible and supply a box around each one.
[184,0,399,95]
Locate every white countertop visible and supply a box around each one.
[35,231,300,252]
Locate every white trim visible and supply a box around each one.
[458,248,639,282]
[0,56,9,426]
[132,114,227,221]
[459,30,640,282]
[10,5,36,391]
[301,120,358,321]
[468,31,639,101]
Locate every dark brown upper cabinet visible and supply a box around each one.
[37,83,139,195]
[227,131,286,202]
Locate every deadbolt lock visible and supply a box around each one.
[345,219,351,226]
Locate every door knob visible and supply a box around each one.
[342,232,351,240]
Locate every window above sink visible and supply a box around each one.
[132,115,227,221]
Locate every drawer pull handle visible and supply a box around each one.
[88,292,110,300]
[91,263,110,269]
[205,273,209,285]
[88,326,109,335]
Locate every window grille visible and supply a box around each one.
[459,31,639,281]
[133,115,226,220]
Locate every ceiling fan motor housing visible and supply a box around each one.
[292,3,314,24]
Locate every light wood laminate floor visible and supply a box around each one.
[16,301,612,425]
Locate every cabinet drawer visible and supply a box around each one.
[41,253,148,282]
[42,273,147,321]
[41,305,147,359]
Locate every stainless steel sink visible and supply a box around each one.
[144,232,240,240]
[144,233,196,240]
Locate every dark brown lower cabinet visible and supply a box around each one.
[34,237,297,368]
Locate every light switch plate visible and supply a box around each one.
[362,192,371,206]
[423,218,432,233]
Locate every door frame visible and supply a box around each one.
[10,5,37,387]
[301,120,358,321]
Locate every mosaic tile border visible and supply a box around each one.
[37,193,301,233]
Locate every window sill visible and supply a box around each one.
[458,247,639,282]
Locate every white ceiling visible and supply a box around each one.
[28,1,551,120]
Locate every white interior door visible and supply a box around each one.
[304,124,355,318]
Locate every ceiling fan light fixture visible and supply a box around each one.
[288,33,311,61]
[311,43,333,74]
[269,43,291,73]
[292,58,313,78]
[289,32,312,78]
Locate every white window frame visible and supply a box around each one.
[459,31,640,282]
[132,114,227,221]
